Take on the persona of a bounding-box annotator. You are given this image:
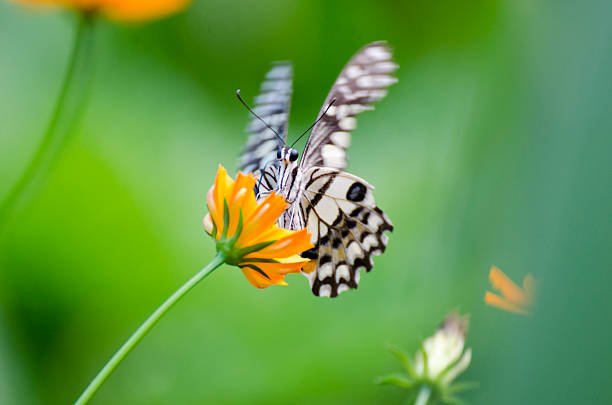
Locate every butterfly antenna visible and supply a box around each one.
[290,98,336,148]
[236,89,284,143]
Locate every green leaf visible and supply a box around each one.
[374,374,414,389]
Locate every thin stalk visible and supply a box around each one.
[74,253,226,405]
[0,13,95,230]
[414,386,432,405]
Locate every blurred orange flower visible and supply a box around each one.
[12,0,190,21]
[485,265,536,315]
[204,165,313,289]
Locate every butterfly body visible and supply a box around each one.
[274,147,302,204]
[239,42,397,297]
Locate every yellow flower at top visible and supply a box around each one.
[485,265,536,315]
[12,0,191,21]
[204,165,313,289]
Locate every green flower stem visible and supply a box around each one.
[0,13,95,230]
[73,253,226,405]
[414,386,432,405]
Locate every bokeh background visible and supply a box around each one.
[1,0,611,404]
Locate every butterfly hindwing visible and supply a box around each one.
[238,62,293,174]
[300,41,397,171]
[298,167,393,297]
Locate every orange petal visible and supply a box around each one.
[241,267,288,289]
[229,172,256,204]
[226,188,249,239]
[242,257,309,276]
[206,186,221,236]
[238,193,287,246]
[245,228,313,259]
[301,261,316,274]
[523,273,536,304]
[489,265,528,305]
[245,192,286,227]
[101,0,191,22]
[248,227,293,246]
[11,0,97,10]
[211,165,234,237]
[232,172,257,215]
[485,291,531,315]
[225,172,258,238]
[257,260,304,277]
[203,213,214,236]
[13,0,191,21]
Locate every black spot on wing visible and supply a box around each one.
[319,254,332,265]
[331,214,343,227]
[346,182,367,202]
[350,206,364,218]
[375,207,394,232]
[300,247,318,260]
[312,276,339,298]
[354,256,374,272]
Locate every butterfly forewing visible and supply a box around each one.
[238,62,293,174]
[300,41,398,171]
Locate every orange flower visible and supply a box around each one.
[12,0,190,21]
[484,265,536,315]
[204,165,313,289]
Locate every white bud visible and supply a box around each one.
[414,313,471,384]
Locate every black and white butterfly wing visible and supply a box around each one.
[300,41,397,171]
[298,168,393,297]
[238,62,293,174]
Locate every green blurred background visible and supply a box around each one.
[1,0,611,404]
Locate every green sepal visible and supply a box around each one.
[402,390,419,405]
[234,240,276,258]
[386,343,417,378]
[239,263,271,280]
[213,201,281,267]
[419,342,429,378]
[226,209,244,246]
[221,199,230,239]
[440,395,466,405]
[446,381,479,394]
[239,258,280,264]
[374,374,414,389]
[211,219,218,239]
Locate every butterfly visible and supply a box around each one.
[238,41,397,297]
